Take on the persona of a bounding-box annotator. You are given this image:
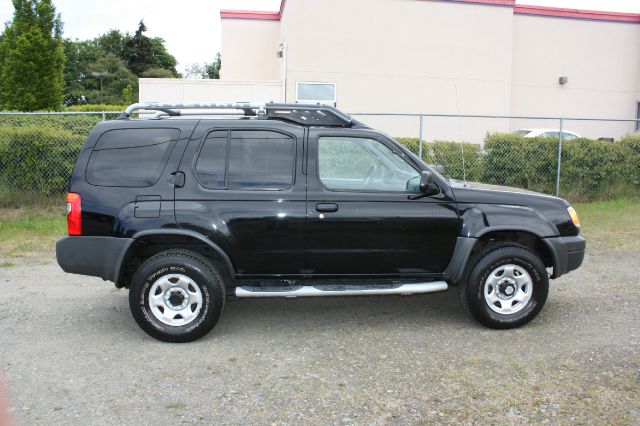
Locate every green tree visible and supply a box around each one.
[0,0,65,111]
[96,29,129,59]
[204,52,221,79]
[150,37,179,77]
[141,67,175,78]
[63,38,102,104]
[122,20,154,76]
[85,53,137,104]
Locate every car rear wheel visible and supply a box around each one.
[129,250,225,342]
[460,245,549,329]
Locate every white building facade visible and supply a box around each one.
[140,0,640,139]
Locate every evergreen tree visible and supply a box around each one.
[0,0,65,111]
[123,20,154,76]
[204,53,221,79]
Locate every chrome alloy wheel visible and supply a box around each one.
[483,264,533,315]
[148,274,203,326]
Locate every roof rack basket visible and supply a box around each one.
[119,102,355,127]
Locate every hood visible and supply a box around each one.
[449,180,564,204]
[448,180,578,236]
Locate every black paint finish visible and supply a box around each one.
[60,115,585,286]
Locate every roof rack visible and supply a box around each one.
[119,102,356,127]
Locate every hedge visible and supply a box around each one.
[395,134,640,201]
[0,126,84,199]
[65,104,126,112]
[0,124,637,205]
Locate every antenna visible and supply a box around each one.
[454,84,467,183]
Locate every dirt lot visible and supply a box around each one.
[0,248,638,425]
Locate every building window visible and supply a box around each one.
[636,102,640,132]
[296,82,336,106]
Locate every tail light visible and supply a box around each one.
[66,193,82,236]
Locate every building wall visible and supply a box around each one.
[278,0,515,138]
[139,78,283,104]
[510,14,640,139]
[220,19,281,81]
[210,1,640,139]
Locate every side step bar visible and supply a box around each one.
[235,281,448,298]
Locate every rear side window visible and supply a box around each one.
[196,129,295,190]
[86,128,179,187]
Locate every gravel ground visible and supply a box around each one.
[0,250,638,425]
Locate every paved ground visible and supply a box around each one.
[0,249,638,425]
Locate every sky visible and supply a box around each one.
[0,0,638,73]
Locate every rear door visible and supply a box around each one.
[175,120,307,276]
[305,129,459,276]
[77,120,196,237]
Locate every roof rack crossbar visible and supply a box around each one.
[120,102,355,127]
[119,102,266,119]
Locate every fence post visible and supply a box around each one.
[101,112,106,121]
[418,114,424,161]
[555,118,564,196]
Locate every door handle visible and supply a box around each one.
[168,171,185,188]
[316,203,338,213]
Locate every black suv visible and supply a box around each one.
[56,102,585,342]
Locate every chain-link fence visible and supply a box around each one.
[0,112,120,207]
[0,111,638,207]
[352,113,640,202]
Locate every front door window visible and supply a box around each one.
[318,136,419,192]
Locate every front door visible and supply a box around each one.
[306,130,459,276]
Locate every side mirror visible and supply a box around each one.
[420,171,439,195]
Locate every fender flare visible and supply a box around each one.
[444,229,562,284]
[114,229,236,287]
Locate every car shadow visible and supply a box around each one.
[81,287,475,341]
[211,289,473,339]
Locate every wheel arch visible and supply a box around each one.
[114,229,236,288]
[445,228,559,285]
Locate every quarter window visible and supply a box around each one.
[196,130,295,190]
[318,137,420,192]
[86,128,179,187]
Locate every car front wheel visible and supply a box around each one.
[460,245,549,329]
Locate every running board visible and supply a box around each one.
[235,281,448,298]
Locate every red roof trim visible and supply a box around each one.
[438,0,514,6]
[220,10,280,20]
[221,0,286,21]
[514,5,640,23]
[221,1,640,23]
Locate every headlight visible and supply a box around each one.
[567,206,580,227]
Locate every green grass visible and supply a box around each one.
[0,198,637,259]
[574,197,640,251]
[0,206,66,257]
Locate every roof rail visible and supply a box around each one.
[119,102,266,119]
[119,102,356,127]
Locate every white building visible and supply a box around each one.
[140,0,640,139]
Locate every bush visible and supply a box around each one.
[394,133,640,202]
[0,126,84,197]
[65,104,126,112]
[431,141,483,181]
[483,133,558,193]
[394,138,482,181]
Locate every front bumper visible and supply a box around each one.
[543,235,586,278]
[56,236,133,282]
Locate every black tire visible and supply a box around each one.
[459,244,548,329]
[129,250,225,342]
